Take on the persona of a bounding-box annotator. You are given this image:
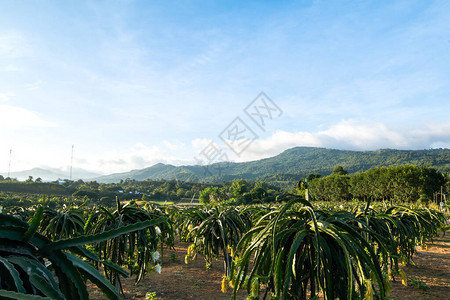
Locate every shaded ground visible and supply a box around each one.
[89,234,450,300]
[88,241,247,300]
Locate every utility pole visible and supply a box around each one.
[70,145,74,180]
[7,149,12,178]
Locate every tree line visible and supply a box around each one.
[1,164,448,208]
[0,176,283,208]
[307,165,448,203]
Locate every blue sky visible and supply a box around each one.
[1,0,449,175]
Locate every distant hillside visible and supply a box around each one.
[94,163,178,183]
[94,147,450,184]
[0,167,100,181]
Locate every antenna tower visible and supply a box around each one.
[7,149,12,178]
[70,145,74,180]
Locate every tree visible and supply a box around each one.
[419,167,445,200]
[250,182,268,201]
[176,188,187,199]
[328,175,350,201]
[199,187,223,204]
[199,188,212,205]
[349,172,369,201]
[307,173,321,181]
[332,166,348,175]
[230,179,249,197]
[142,193,149,202]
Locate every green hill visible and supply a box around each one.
[94,147,450,185]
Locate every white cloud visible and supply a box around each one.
[24,80,44,91]
[0,92,15,102]
[0,31,32,58]
[4,65,20,72]
[191,138,214,151]
[0,105,57,128]
[162,140,185,151]
[233,120,450,162]
[430,141,450,148]
[318,120,408,148]
[408,122,450,148]
[77,142,194,174]
[3,118,449,175]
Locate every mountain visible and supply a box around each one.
[5,147,448,184]
[0,167,100,181]
[92,163,178,183]
[94,147,450,183]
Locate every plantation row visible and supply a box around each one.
[0,196,446,299]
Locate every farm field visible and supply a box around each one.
[88,234,450,300]
[3,1,450,298]
[88,241,248,299]
[0,183,448,299]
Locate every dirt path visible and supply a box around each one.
[88,241,247,300]
[89,234,450,300]
[389,234,450,299]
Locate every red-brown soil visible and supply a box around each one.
[89,234,450,300]
[88,241,248,300]
[389,234,450,299]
